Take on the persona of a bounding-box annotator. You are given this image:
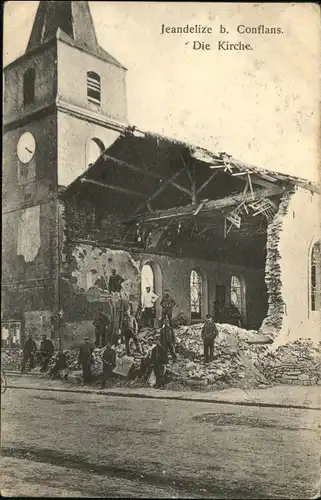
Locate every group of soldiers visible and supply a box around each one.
[78,300,178,388]
[21,333,55,373]
[19,277,222,389]
[79,288,222,389]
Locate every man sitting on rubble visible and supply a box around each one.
[160,289,176,326]
[150,334,168,389]
[93,308,110,348]
[122,308,141,356]
[101,341,116,389]
[49,350,68,379]
[39,334,55,372]
[160,316,177,362]
[201,314,219,364]
[78,337,94,385]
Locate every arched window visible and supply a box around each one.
[87,71,101,104]
[190,269,203,319]
[86,137,105,168]
[310,240,321,311]
[231,275,246,318]
[23,68,35,106]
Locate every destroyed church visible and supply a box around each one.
[2,1,320,350]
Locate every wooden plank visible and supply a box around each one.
[103,153,190,195]
[196,171,219,195]
[133,166,186,214]
[193,202,205,216]
[81,178,147,199]
[124,185,284,223]
[248,173,254,199]
[170,182,192,196]
[102,154,160,180]
[226,212,241,228]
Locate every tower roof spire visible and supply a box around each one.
[26,1,124,68]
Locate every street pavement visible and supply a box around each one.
[5,372,321,409]
[1,377,320,498]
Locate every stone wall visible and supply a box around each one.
[260,190,294,339]
[57,233,267,348]
[260,187,321,346]
[276,187,321,346]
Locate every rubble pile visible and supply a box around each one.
[173,323,269,387]
[2,325,319,389]
[261,338,321,385]
[1,349,22,370]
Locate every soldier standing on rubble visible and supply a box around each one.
[160,289,176,326]
[101,341,116,389]
[122,308,141,356]
[78,337,94,385]
[160,317,177,362]
[108,269,125,293]
[201,314,219,364]
[39,334,55,372]
[150,334,168,389]
[93,308,110,348]
[142,286,159,327]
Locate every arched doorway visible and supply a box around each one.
[141,261,162,318]
[141,264,154,295]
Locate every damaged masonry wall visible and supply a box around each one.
[261,187,321,346]
[259,190,294,339]
[59,239,266,348]
[276,187,320,346]
[58,183,319,349]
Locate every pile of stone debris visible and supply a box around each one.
[170,323,270,387]
[59,324,271,388]
[1,349,22,371]
[2,326,320,389]
[261,338,321,385]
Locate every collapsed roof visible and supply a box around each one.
[61,126,319,268]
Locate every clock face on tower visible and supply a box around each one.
[17,132,36,164]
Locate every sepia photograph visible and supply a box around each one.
[1,1,320,498]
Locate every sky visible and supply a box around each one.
[3,1,320,183]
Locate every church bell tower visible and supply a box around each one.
[2,1,128,342]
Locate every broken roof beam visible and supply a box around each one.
[81,178,148,199]
[232,170,276,189]
[103,153,191,198]
[103,153,164,180]
[134,166,187,214]
[180,153,197,203]
[196,171,219,195]
[125,185,284,223]
[169,182,192,196]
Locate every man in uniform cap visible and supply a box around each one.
[150,334,168,389]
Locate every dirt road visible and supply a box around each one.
[1,385,320,498]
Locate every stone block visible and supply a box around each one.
[113,355,134,377]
